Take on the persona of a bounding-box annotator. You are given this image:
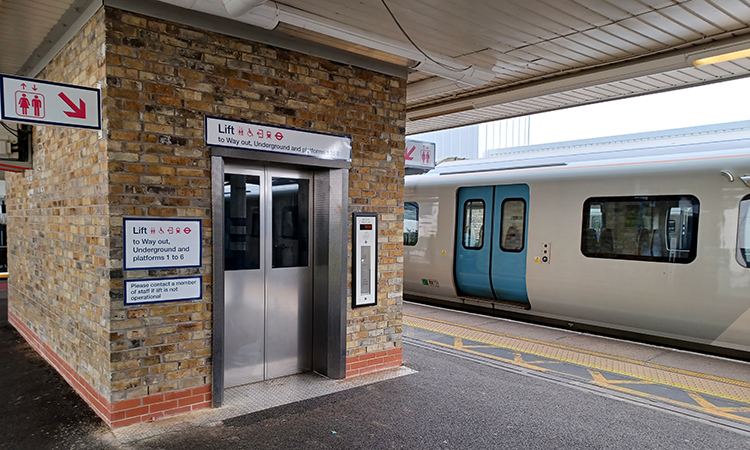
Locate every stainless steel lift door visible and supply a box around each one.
[223,165,313,388]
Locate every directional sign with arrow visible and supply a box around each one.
[0,74,101,130]
[58,92,87,119]
[405,145,416,161]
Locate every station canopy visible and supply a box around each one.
[4,0,750,134]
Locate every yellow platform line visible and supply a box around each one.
[404,313,750,404]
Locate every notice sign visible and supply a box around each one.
[124,218,202,270]
[205,116,351,162]
[125,276,202,305]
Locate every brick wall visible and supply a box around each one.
[8,5,405,428]
[346,115,406,375]
[105,8,405,424]
[6,8,112,401]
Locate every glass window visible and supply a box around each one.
[404,202,419,246]
[462,200,485,249]
[500,198,526,252]
[737,195,750,267]
[581,195,699,264]
[224,174,260,271]
[272,177,309,268]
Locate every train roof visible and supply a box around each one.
[414,120,750,178]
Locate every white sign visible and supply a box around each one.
[124,218,202,270]
[125,276,202,305]
[205,116,351,161]
[1,74,101,130]
[405,139,436,169]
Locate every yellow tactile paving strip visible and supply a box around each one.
[404,313,750,404]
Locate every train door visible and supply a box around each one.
[490,185,529,303]
[223,165,312,388]
[455,186,494,298]
[455,184,529,304]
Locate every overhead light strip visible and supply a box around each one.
[692,48,750,66]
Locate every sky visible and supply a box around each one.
[527,76,750,145]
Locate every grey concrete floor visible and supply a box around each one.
[3,295,750,449]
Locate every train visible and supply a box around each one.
[403,125,750,358]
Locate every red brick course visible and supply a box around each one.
[346,347,403,377]
[9,310,210,428]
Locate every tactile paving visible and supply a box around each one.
[404,313,750,403]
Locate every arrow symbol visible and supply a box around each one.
[32,85,37,91]
[58,92,86,119]
[405,145,415,161]
[20,83,26,90]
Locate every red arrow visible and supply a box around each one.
[58,92,86,119]
[405,145,416,161]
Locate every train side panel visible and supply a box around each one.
[403,181,461,300]
[405,151,750,354]
[524,161,749,347]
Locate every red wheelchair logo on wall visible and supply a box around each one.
[15,87,45,119]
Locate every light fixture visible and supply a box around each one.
[686,37,750,67]
[692,48,750,66]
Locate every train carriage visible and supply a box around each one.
[404,130,750,357]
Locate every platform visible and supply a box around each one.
[4,297,750,449]
[403,302,750,429]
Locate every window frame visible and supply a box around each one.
[224,173,261,271]
[499,197,526,253]
[736,194,750,268]
[580,195,700,264]
[403,201,419,247]
[462,199,486,250]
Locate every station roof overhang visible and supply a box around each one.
[4,0,750,135]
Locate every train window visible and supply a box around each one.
[404,202,419,246]
[462,199,485,249]
[736,195,750,267]
[581,195,699,264]
[500,198,526,252]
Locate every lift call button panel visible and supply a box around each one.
[353,213,377,307]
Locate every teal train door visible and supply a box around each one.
[490,184,529,304]
[454,186,494,298]
[454,184,529,304]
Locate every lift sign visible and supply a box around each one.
[124,218,202,270]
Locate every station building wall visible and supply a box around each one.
[6,5,405,428]
[6,7,113,409]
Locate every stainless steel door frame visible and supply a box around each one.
[212,152,349,408]
[222,164,313,388]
